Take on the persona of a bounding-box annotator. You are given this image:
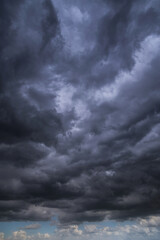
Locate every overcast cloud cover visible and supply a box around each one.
[0,0,160,239]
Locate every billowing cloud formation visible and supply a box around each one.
[0,0,160,225]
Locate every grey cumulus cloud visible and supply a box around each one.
[20,223,41,230]
[0,0,160,225]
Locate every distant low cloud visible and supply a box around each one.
[2,216,160,240]
[20,223,41,230]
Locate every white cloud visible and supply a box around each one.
[12,230,27,240]
[57,225,82,237]
[84,225,97,233]
[37,233,50,239]
[139,216,160,227]
[0,233,4,240]
[4,218,160,240]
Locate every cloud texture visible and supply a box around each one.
[0,0,160,225]
[2,216,160,240]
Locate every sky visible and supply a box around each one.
[0,0,160,239]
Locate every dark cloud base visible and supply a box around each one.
[0,0,160,224]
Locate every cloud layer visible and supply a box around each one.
[2,216,160,240]
[0,0,160,225]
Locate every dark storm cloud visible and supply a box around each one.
[96,0,160,82]
[0,0,60,86]
[0,0,160,225]
[0,0,62,145]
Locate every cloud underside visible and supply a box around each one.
[0,0,160,224]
